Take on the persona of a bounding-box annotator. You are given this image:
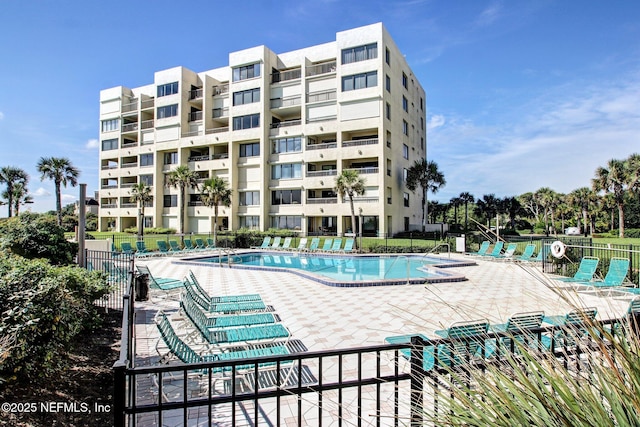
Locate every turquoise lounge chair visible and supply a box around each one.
[136,264,184,290]
[489,311,545,352]
[466,241,490,256]
[480,241,504,258]
[183,239,199,252]
[319,238,333,252]
[491,242,517,259]
[341,238,355,253]
[187,271,262,303]
[555,256,599,283]
[514,244,536,262]
[169,240,185,254]
[434,319,492,359]
[120,241,135,255]
[278,237,292,251]
[270,236,282,250]
[182,281,266,314]
[181,295,276,329]
[541,307,598,351]
[605,298,640,335]
[295,237,308,251]
[206,238,217,250]
[306,237,320,252]
[135,241,153,257]
[195,238,208,250]
[156,240,171,256]
[384,334,453,372]
[328,238,342,252]
[103,260,128,281]
[573,257,630,293]
[252,236,271,249]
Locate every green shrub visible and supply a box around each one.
[0,213,77,265]
[0,253,110,382]
[123,227,176,235]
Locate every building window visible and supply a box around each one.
[163,195,177,207]
[272,137,302,154]
[402,72,408,89]
[404,217,409,232]
[140,153,154,167]
[342,71,377,92]
[157,82,179,97]
[271,189,301,205]
[101,138,118,151]
[164,152,178,165]
[402,96,408,112]
[403,192,410,207]
[387,187,392,204]
[239,215,259,229]
[140,174,153,186]
[385,47,391,65]
[385,75,391,92]
[386,102,391,120]
[239,142,260,157]
[403,120,409,136]
[421,117,424,130]
[232,63,261,82]
[403,168,408,182]
[157,104,178,119]
[233,88,261,106]
[143,216,153,228]
[341,43,377,64]
[402,144,409,160]
[233,113,260,130]
[271,163,302,179]
[420,97,424,110]
[101,119,119,133]
[239,191,260,206]
[271,215,302,230]
[387,159,392,176]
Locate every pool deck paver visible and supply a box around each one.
[131,252,631,426]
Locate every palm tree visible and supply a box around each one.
[166,165,199,235]
[129,182,153,239]
[567,187,597,236]
[405,159,446,232]
[449,196,461,228]
[200,177,232,244]
[335,169,366,240]
[592,159,628,238]
[458,192,475,232]
[36,157,79,226]
[0,166,29,217]
[536,187,557,234]
[501,196,523,230]
[9,182,33,216]
[475,194,499,230]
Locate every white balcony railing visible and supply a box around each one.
[342,138,379,147]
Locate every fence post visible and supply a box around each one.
[113,360,126,427]
[410,335,424,426]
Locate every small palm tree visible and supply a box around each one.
[405,159,446,232]
[458,192,475,232]
[592,159,628,238]
[0,166,29,218]
[166,165,199,235]
[200,177,232,244]
[9,182,33,216]
[335,169,366,240]
[129,182,153,239]
[36,157,79,226]
[567,187,597,236]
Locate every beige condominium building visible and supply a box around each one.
[98,23,426,237]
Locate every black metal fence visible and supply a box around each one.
[86,249,134,310]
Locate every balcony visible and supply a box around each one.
[121,162,138,169]
[306,61,337,77]
[345,196,379,203]
[270,96,301,109]
[344,167,379,174]
[307,197,337,204]
[140,119,154,129]
[120,183,137,188]
[270,119,301,129]
[188,89,203,100]
[101,203,117,209]
[212,107,228,118]
[120,202,136,208]
[188,111,203,122]
[141,99,155,109]
[188,154,210,162]
[306,169,337,177]
[121,98,138,113]
[121,140,138,148]
[205,126,229,134]
[101,184,118,189]
[342,138,378,148]
[101,164,118,170]
[306,142,337,151]
[122,122,139,133]
[271,68,301,84]
[307,90,336,103]
[213,84,229,96]
[188,201,205,207]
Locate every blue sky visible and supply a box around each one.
[1,0,639,215]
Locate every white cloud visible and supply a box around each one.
[428,73,640,201]
[32,187,51,197]
[85,138,99,149]
[427,114,446,131]
[0,111,4,120]
[61,193,76,202]
[475,2,503,27]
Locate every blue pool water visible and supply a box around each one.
[183,252,471,287]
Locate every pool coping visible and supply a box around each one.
[172,251,474,287]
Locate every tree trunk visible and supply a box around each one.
[179,184,186,235]
[213,204,219,244]
[421,190,427,232]
[618,203,625,238]
[55,180,62,226]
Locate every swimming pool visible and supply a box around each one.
[180,252,472,287]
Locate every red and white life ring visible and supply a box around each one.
[550,241,566,258]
